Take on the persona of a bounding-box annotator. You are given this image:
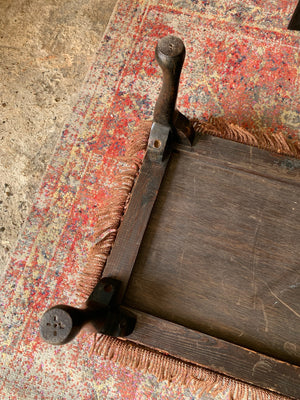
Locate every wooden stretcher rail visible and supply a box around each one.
[123,308,300,398]
[102,152,170,302]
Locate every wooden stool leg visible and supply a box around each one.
[288,0,300,30]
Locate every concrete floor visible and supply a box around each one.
[0,0,117,271]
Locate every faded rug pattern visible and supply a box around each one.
[0,0,299,399]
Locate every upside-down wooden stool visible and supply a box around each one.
[40,36,300,399]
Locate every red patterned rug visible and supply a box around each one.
[1,1,299,399]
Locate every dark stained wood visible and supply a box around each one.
[102,152,169,301]
[103,135,300,398]
[181,135,300,187]
[125,309,300,399]
[124,142,300,366]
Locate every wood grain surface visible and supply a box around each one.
[125,308,300,399]
[102,152,169,301]
[124,136,300,367]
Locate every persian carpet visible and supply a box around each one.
[0,0,299,399]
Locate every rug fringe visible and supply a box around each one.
[76,121,151,301]
[192,116,300,159]
[91,334,288,400]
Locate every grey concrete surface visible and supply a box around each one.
[0,0,117,271]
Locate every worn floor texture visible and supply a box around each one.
[0,0,117,271]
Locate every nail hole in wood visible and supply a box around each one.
[153,140,161,149]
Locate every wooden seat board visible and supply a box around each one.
[124,137,300,366]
